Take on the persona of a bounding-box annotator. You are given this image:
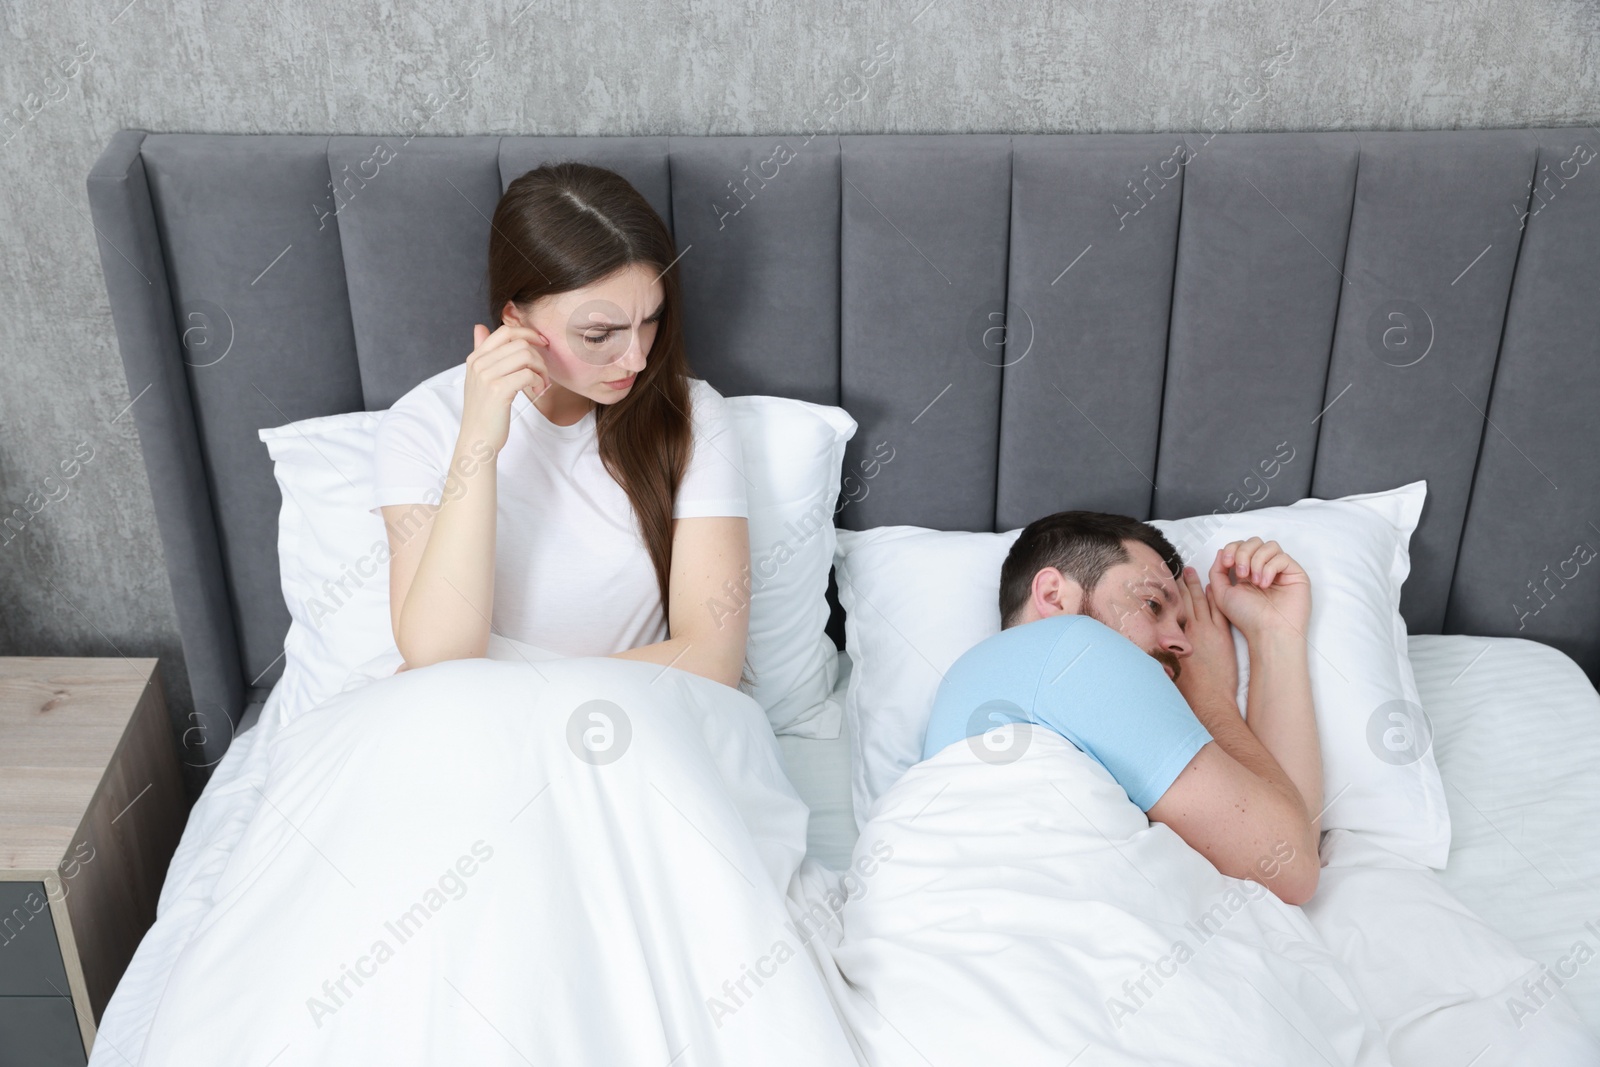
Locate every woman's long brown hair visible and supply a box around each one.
[486,162,752,687]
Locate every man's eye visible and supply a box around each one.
[1145,598,1161,613]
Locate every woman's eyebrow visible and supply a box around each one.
[585,300,667,330]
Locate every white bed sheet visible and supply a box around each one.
[92,635,1600,1063]
[1412,634,1600,1036]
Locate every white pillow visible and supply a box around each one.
[725,396,857,737]
[258,392,856,737]
[834,481,1451,868]
[834,526,1018,819]
[259,411,393,729]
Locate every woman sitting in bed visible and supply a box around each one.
[375,163,754,694]
[121,164,859,1067]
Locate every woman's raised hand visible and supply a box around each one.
[460,322,551,455]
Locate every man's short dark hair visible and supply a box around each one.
[998,511,1183,629]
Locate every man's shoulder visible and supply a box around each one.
[959,613,1102,665]
[924,617,1091,760]
[943,615,1133,702]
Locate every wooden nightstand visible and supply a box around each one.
[0,658,188,1066]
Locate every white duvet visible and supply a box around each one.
[91,638,1600,1067]
[93,645,860,1066]
[807,729,1600,1067]
[811,729,1394,1066]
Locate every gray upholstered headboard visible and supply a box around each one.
[87,128,1600,769]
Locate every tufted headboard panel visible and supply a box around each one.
[87,128,1600,766]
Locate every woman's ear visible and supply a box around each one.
[500,300,550,348]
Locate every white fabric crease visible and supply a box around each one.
[93,643,860,1067]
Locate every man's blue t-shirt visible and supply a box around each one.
[920,613,1213,811]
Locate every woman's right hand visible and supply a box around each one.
[460,322,551,455]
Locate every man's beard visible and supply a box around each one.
[1082,599,1181,681]
[1149,646,1182,681]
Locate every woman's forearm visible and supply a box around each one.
[397,439,499,666]
[607,634,743,690]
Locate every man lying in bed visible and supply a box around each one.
[919,510,1325,905]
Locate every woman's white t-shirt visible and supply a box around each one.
[370,367,748,658]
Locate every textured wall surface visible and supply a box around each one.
[1,0,1597,738]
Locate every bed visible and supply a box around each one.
[85,128,1600,1064]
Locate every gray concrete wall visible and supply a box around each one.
[2,0,1597,737]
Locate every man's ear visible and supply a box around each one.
[1033,567,1086,618]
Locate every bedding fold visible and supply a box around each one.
[815,730,1394,1066]
[1305,830,1600,1067]
[94,648,860,1066]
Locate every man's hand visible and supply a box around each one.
[1174,564,1238,709]
[1153,547,1323,906]
[1205,538,1311,645]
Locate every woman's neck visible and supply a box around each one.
[528,383,595,427]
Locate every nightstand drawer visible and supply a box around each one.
[0,996,86,1066]
[0,882,72,996]
[1,657,186,1057]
